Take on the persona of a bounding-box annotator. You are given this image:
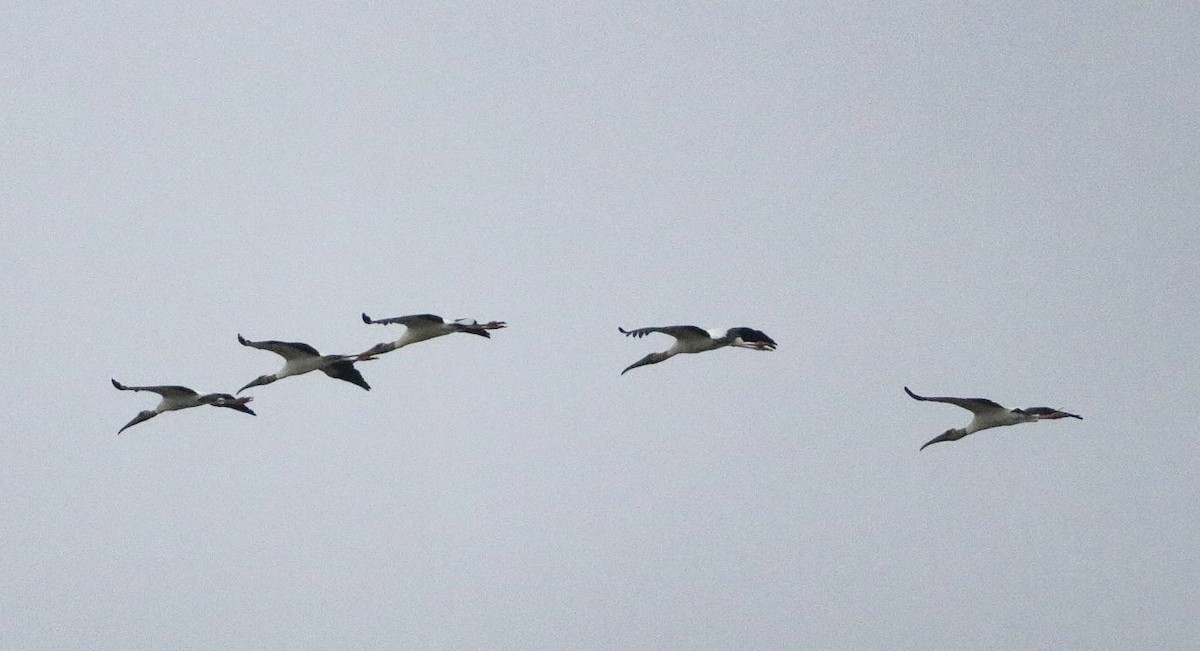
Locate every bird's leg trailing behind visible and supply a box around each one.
[356,342,395,361]
[459,319,507,330]
[204,394,256,415]
[1016,407,1083,420]
[731,340,777,351]
[201,394,252,406]
[724,327,778,351]
[452,319,508,338]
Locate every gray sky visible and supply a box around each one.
[3,3,1198,649]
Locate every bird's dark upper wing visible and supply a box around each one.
[322,360,371,390]
[111,379,198,399]
[904,386,1006,414]
[619,325,710,341]
[238,334,321,359]
[726,327,777,348]
[362,313,444,326]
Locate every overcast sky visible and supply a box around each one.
[3,3,1198,649]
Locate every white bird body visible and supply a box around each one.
[904,386,1082,450]
[275,352,340,377]
[618,325,777,374]
[237,335,370,392]
[358,312,506,360]
[112,379,255,434]
[963,409,1034,433]
[672,329,727,354]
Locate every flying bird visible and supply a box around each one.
[904,386,1082,450]
[112,379,255,434]
[237,334,370,392]
[618,325,777,375]
[357,312,506,360]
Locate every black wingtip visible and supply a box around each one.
[237,334,248,345]
[361,313,372,324]
[904,386,919,400]
[618,327,631,335]
[111,379,123,390]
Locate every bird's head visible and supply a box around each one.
[238,375,276,394]
[356,343,391,361]
[621,352,669,375]
[920,428,963,451]
[118,410,157,434]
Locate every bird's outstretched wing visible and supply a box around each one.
[904,386,1006,414]
[619,325,711,341]
[322,360,371,391]
[111,379,199,399]
[362,313,444,327]
[237,335,321,359]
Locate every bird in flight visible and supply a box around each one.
[904,386,1081,450]
[112,379,255,434]
[357,312,506,360]
[237,335,370,392]
[618,325,777,375]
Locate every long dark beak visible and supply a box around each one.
[920,430,958,451]
[118,411,156,434]
[621,354,659,375]
[238,378,265,394]
[357,343,390,361]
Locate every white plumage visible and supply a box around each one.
[905,386,1082,450]
[112,379,255,434]
[618,325,777,375]
[357,312,506,360]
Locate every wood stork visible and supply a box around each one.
[618,325,777,375]
[237,334,370,392]
[905,386,1082,450]
[357,312,506,360]
[112,379,255,434]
